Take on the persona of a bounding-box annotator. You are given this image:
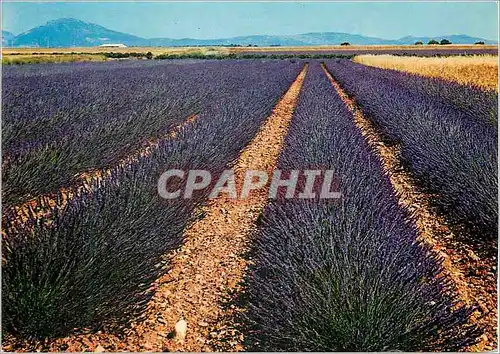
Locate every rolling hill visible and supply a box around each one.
[398,34,495,45]
[10,18,144,47]
[2,30,15,46]
[4,18,498,48]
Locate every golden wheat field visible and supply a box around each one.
[1,53,107,65]
[1,47,231,65]
[354,54,499,91]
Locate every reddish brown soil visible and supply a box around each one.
[321,63,497,352]
[121,64,308,352]
[1,66,307,352]
[4,63,495,353]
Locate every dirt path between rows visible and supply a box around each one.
[5,65,307,353]
[4,115,197,225]
[114,64,307,352]
[321,63,497,352]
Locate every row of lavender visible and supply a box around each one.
[2,61,304,340]
[243,62,476,351]
[1,59,203,78]
[348,61,498,127]
[323,60,498,247]
[237,47,498,57]
[2,60,295,207]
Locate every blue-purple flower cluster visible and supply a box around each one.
[324,59,498,245]
[2,60,303,340]
[2,60,298,207]
[244,62,476,351]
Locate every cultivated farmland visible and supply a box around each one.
[354,54,499,91]
[1,53,498,352]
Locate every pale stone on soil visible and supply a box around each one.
[175,319,188,342]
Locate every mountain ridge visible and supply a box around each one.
[5,18,498,47]
[2,30,15,46]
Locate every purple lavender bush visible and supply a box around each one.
[2,60,298,207]
[244,62,477,351]
[324,59,498,246]
[2,60,303,340]
[334,59,497,127]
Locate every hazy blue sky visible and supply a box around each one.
[2,1,498,40]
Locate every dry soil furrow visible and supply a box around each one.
[120,64,308,352]
[321,63,497,352]
[2,67,307,353]
[1,115,199,352]
[4,114,197,224]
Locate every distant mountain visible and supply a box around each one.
[147,32,398,47]
[6,18,498,48]
[2,30,15,46]
[11,18,144,47]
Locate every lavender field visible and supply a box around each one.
[236,47,499,57]
[1,56,497,352]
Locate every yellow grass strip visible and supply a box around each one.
[227,44,498,53]
[4,45,496,56]
[2,54,107,65]
[2,46,230,56]
[354,54,499,91]
[2,47,227,64]
[322,63,497,352]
